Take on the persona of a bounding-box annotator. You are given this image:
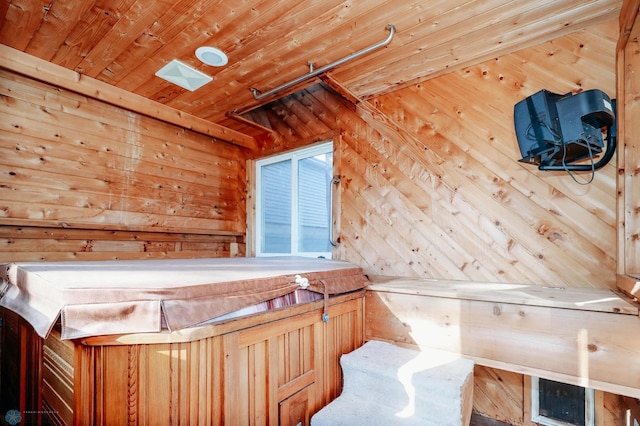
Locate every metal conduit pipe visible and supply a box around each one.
[250,24,396,100]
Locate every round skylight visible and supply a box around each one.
[196,47,228,67]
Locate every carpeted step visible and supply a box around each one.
[311,340,474,426]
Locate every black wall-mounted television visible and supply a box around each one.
[514,89,616,171]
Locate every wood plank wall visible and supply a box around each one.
[251,20,619,290]
[0,70,247,261]
[245,18,632,425]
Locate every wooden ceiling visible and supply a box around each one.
[0,0,623,140]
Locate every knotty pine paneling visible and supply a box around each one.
[252,20,618,290]
[473,366,524,425]
[472,366,629,426]
[0,70,247,261]
[0,226,244,262]
[0,0,621,125]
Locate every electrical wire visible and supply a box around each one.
[561,137,596,185]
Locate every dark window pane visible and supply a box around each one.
[539,379,586,425]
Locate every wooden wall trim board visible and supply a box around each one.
[616,2,640,296]
[617,274,640,302]
[0,45,256,149]
[245,157,257,257]
[227,111,276,135]
[367,276,639,315]
[617,0,640,49]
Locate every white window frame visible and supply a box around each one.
[531,377,595,426]
[254,141,334,258]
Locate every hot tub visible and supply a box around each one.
[0,256,368,425]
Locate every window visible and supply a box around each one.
[531,377,595,426]
[255,142,334,258]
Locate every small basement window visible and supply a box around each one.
[531,377,595,426]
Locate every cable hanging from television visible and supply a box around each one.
[513,89,616,184]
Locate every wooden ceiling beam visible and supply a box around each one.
[320,74,362,105]
[0,45,257,150]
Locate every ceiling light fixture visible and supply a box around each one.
[155,59,213,91]
[196,47,228,67]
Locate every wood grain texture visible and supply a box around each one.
[0,45,255,148]
[474,369,632,426]
[249,20,619,290]
[0,226,244,262]
[41,330,75,426]
[0,67,248,258]
[617,4,640,284]
[1,295,363,424]
[0,0,622,126]
[367,276,639,315]
[473,366,524,425]
[364,288,640,398]
[0,308,43,424]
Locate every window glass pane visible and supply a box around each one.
[261,160,291,253]
[298,152,333,253]
[538,379,586,425]
[255,141,333,258]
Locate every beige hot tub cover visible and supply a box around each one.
[0,257,368,339]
